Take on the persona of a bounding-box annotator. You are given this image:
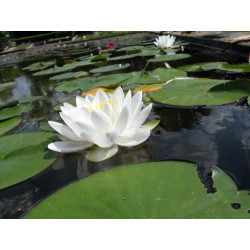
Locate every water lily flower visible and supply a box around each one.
[107,43,115,49]
[48,87,159,162]
[154,35,176,49]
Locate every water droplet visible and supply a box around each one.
[231,203,241,209]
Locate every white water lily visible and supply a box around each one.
[48,87,158,161]
[154,35,176,49]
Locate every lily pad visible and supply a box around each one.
[0,132,57,189]
[109,54,138,61]
[122,67,187,86]
[0,81,16,90]
[0,100,19,110]
[0,117,22,136]
[89,63,130,74]
[49,71,88,81]
[216,62,250,73]
[33,60,93,76]
[133,83,164,93]
[24,161,250,219]
[22,61,56,72]
[0,104,32,121]
[19,96,43,104]
[148,53,191,63]
[55,73,133,93]
[53,97,76,111]
[116,46,145,53]
[178,62,223,72]
[149,78,250,107]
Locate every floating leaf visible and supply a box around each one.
[116,45,145,52]
[33,60,93,76]
[0,132,57,189]
[133,83,164,93]
[22,61,56,72]
[149,78,250,107]
[89,63,130,74]
[109,54,138,61]
[140,120,160,131]
[0,100,19,111]
[82,87,115,97]
[0,104,32,121]
[149,53,191,63]
[19,96,43,104]
[49,71,88,81]
[0,117,22,136]
[217,62,250,73]
[178,62,223,72]
[122,67,187,86]
[53,98,76,111]
[39,122,55,132]
[24,162,250,219]
[0,81,16,90]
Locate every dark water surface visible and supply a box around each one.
[0,33,249,218]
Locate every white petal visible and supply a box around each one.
[93,130,118,148]
[97,89,109,104]
[76,96,89,108]
[86,144,118,162]
[122,103,152,136]
[124,90,131,108]
[129,90,142,122]
[48,121,82,141]
[102,102,112,119]
[48,141,93,153]
[85,94,94,103]
[117,130,150,147]
[91,110,112,133]
[113,104,129,134]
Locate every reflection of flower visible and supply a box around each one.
[154,35,176,49]
[107,43,115,49]
[48,87,158,161]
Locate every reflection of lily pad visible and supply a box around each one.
[178,62,222,72]
[149,53,191,63]
[0,132,57,189]
[0,116,22,136]
[89,63,130,74]
[0,104,32,121]
[25,162,250,219]
[217,62,250,73]
[149,78,250,107]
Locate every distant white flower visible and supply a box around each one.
[154,35,176,49]
[48,87,159,161]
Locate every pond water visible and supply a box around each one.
[0,32,249,218]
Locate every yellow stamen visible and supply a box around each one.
[108,100,113,107]
[89,105,92,111]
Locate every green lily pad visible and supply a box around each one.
[178,62,223,72]
[0,104,32,121]
[149,78,250,107]
[0,132,57,189]
[0,116,22,136]
[55,73,133,93]
[33,60,92,76]
[19,96,42,104]
[89,63,130,74]
[38,122,55,132]
[0,81,16,90]
[0,100,19,110]
[116,45,145,52]
[217,62,250,73]
[22,61,56,72]
[24,162,250,219]
[49,71,88,81]
[122,67,187,86]
[109,54,138,61]
[53,97,76,111]
[148,53,191,63]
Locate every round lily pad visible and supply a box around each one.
[89,63,130,74]
[49,71,88,81]
[0,81,16,90]
[149,78,250,107]
[149,53,191,63]
[22,61,56,72]
[217,62,250,73]
[0,116,22,136]
[0,132,57,189]
[24,162,250,219]
[178,62,223,72]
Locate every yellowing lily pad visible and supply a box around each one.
[133,83,164,93]
[82,87,115,97]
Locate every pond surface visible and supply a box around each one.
[0,32,249,218]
